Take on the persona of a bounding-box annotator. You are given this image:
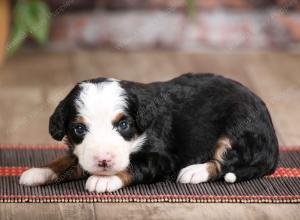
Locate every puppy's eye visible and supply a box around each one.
[73,124,87,137]
[118,120,129,131]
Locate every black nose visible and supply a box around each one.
[98,160,110,168]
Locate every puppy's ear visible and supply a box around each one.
[49,84,81,141]
[49,99,67,141]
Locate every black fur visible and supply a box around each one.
[50,73,279,184]
[120,73,279,183]
[49,84,81,141]
[49,100,66,141]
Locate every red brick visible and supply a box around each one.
[49,10,300,50]
[274,14,300,41]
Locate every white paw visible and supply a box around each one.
[85,175,123,193]
[177,163,209,184]
[19,168,57,186]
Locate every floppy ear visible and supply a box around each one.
[49,100,67,141]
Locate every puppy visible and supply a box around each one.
[20,73,279,192]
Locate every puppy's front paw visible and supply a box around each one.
[19,168,57,186]
[177,163,209,184]
[85,175,123,193]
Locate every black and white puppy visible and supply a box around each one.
[20,73,279,192]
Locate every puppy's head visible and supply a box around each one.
[49,78,146,175]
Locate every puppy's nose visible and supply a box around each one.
[95,154,113,168]
[97,159,112,168]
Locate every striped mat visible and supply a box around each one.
[0,144,299,203]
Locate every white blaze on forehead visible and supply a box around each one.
[76,80,126,120]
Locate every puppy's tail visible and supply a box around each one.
[224,166,268,183]
[224,172,237,183]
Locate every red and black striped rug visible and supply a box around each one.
[0,144,299,203]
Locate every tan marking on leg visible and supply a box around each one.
[45,155,86,183]
[206,136,232,180]
[116,170,132,186]
[214,135,232,163]
[206,160,221,180]
[47,155,77,174]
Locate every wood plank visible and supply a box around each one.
[0,49,74,145]
[93,203,300,220]
[0,49,74,87]
[0,204,62,220]
[58,203,96,220]
[71,50,184,83]
[71,51,255,86]
[0,203,299,220]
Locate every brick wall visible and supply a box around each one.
[46,0,300,50]
[48,0,300,11]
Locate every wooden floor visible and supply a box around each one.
[0,49,299,219]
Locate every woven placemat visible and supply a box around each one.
[0,144,299,203]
